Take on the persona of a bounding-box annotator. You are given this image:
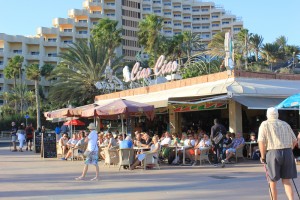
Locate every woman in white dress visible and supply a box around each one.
[130,135,160,170]
[17,124,26,152]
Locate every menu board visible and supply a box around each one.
[34,131,42,153]
[41,132,57,158]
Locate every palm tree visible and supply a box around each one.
[274,35,288,61]
[138,14,163,65]
[3,55,24,112]
[48,37,121,106]
[236,29,251,69]
[26,63,42,129]
[182,31,205,67]
[91,18,122,59]
[249,34,264,62]
[261,43,280,70]
[207,31,226,57]
[3,55,24,88]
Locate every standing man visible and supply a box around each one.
[75,123,99,181]
[11,122,18,152]
[25,123,34,151]
[258,107,297,200]
[210,118,227,167]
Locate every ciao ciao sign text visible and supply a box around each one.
[123,55,178,82]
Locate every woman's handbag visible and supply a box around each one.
[212,132,223,144]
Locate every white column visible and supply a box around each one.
[228,100,242,133]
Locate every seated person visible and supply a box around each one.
[192,133,211,165]
[117,134,123,145]
[61,133,79,160]
[133,132,146,147]
[130,136,160,170]
[100,131,118,160]
[59,133,69,156]
[75,131,86,154]
[221,132,245,165]
[142,132,152,146]
[247,132,259,158]
[171,133,180,146]
[160,131,172,146]
[119,136,133,149]
[160,131,172,159]
[183,134,196,163]
[222,132,232,159]
[97,132,105,147]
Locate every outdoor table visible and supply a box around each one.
[133,146,150,151]
[245,142,258,158]
[169,145,192,165]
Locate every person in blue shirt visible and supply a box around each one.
[119,136,133,149]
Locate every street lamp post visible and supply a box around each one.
[292,52,296,72]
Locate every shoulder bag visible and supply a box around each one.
[212,131,223,144]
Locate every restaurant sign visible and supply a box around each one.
[172,102,227,112]
[123,55,179,82]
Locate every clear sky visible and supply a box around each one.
[0,0,299,46]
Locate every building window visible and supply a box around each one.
[78,20,87,23]
[202,17,209,20]
[0,73,3,78]
[174,14,181,17]
[143,7,151,11]
[13,50,22,54]
[164,12,171,15]
[48,38,57,42]
[63,40,73,44]
[153,0,161,3]
[192,9,199,12]
[106,2,115,6]
[212,24,219,27]
[64,29,72,32]
[30,52,40,55]
[184,25,191,28]
[201,8,209,12]
[0,48,3,52]
[78,30,88,34]
[202,25,210,29]
[92,11,101,14]
[106,13,115,16]
[174,5,181,8]
[164,21,172,24]
[222,21,230,25]
[0,61,3,65]
[212,15,219,19]
[154,10,161,13]
[174,23,181,26]
[47,53,57,57]
[163,2,171,6]
[183,16,191,19]
[234,27,241,31]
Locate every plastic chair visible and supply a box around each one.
[118,148,135,171]
[104,147,119,167]
[196,147,212,165]
[235,144,245,163]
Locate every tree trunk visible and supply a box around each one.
[35,80,41,129]
[255,49,259,62]
[19,67,23,115]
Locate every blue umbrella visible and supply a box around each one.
[276,93,300,108]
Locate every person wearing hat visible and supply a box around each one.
[258,107,297,200]
[75,123,99,181]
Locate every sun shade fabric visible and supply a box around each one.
[81,99,155,120]
[63,119,85,126]
[276,93,300,108]
[233,96,285,109]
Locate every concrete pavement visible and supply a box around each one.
[0,146,300,200]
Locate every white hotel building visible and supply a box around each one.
[0,0,243,105]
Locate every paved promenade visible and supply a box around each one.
[0,146,300,200]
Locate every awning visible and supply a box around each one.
[233,96,285,109]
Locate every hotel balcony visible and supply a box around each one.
[74,22,88,28]
[83,0,102,9]
[75,34,89,39]
[89,13,104,19]
[211,26,221,31]
[232,20,243,26]
[222,23,232,28]
[68,9,88,18]
[43,56,59,62]
[173,7,182,12]
[59,31,73,37]
[104,4,116,10]
[43,41,58,47]
[52,18,74,27]
[26,54,40,60]
[163,5,172,9]
[36,27,58,36]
